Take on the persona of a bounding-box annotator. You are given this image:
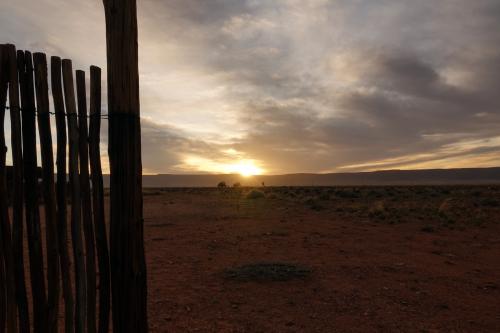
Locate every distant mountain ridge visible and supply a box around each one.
[102,167,500,187]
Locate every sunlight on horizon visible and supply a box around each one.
[226,160,263,177]
[182,155,265,177]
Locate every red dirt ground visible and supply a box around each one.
[144,186,500,333]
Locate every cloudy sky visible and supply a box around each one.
[1,0,500,175]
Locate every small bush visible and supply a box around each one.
[335,189,360,199]
[233,182,241,188]
[480,198,500,207]
[369,201,385,214]
[421,225,435,233]
[217,181,227,188]
[304,197,324,211]
[224,263,311,282]
[438,198,453,214]
[318,193,330,201]
[267,193,278,199]
[246,189,265,199]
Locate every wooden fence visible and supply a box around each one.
[0,44,110,333]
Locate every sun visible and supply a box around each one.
[228,160,263,177]
[182,155,265,177]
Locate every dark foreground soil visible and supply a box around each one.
[144,186,500,333]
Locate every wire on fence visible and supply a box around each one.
[4,105,110,119]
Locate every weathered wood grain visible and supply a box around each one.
[19,50,47,333]
[6,44,29,332]
[51,55,74,333]
[89,65,110,333]
[103,0,148,331]
[76,70,97,333]
[0,43,16,333]
[34,52,60,333]
[62,59,86,333]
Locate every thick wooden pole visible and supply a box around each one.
[19,50,47,333]
[0,249,4,332]
[103,0,148,331]
[89,66,110,333]
[6,44,29,333]
[62,59,86,333]
[0,44,16,333]
[0,48,5,327]
[34,52,60,333]
[76,70,97,333]
[51,56,74,333]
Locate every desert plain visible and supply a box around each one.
[141,186,500,332]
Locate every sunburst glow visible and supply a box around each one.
[227,160,263,177]
[182,156,264,176]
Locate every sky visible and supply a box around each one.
[1,0,500,175]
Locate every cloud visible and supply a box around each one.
[1,0,500,173]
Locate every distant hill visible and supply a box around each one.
[102,167,500,187]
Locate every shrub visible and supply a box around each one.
[267,193,278,199]
[233,182,241,188]
[421,225,435,233]
[369,201,386,214]
[217,181,227,188]
[304,197,324,211]
[246,189,265,199]
[480,198,500,207]
[335,189,360,199]
[438,198,455,218]
[224,263,311,282]
[318,192,330,201]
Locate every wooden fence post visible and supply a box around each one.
[6,44,29,333]
[51,56,74,333]
[19,50,47,333]
[0,245,4,332]
[76,70,97,333]
[34,52,60,333]
[89,65,110,333]
[0,46,5,327]
[62,59,87,333]
[1,46,109,332]
[103,0,148,331]
[0,43,16,333]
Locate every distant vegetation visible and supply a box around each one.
[246,189,265,199]
[140,185,500,229]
